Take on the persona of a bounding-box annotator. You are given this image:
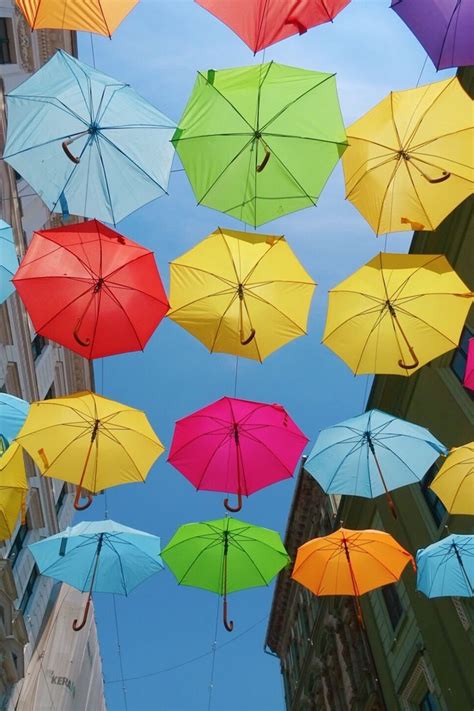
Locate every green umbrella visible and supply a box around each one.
[162,517,290,631]
[172,62,347,227]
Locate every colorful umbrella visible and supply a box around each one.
[13,220,169,360]
[430,443,474,515]
[0,220,18,304]
[172,63,347,227]
[4,50,176,225]
[0,393,29,444]
[168,227,316,361]
[169,396,308,511]
[305,409,446,516]
[342,76,473,234]
[16,0,139,36]
[391,0,474,70]
[416,534,474,598]
[0,443,28,541]
[29,520,164,630]
[292,527,415,622]
[196,0,351,54]
[15,391,164,511]
[464,338,474,391]
[162,517,289,631]
[323,252,474,375]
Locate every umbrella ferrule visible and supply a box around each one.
[233,423,239,444]
[93,277,105,292]
[223,530,229,555]
[91,419,100,442]
[385,299,396,317]
[237,283,244,300]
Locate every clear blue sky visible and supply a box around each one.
[76,3,453,709]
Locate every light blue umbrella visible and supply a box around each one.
[0,220,18,304]
[4,50,176,225]
[416,534,474,598]
[0,393,29,444]
[29,519,164,630]
[305,409,446,516]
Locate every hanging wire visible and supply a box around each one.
[233,356,239,398]
[90,32,97,69]
[112,595,129,711]
[415,54,429,88]
[206,597,221,711]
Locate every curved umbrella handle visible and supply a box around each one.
[223,596,234,632]
[224,491,242,513]
[72,593,91,632]
[74,486,93,511]
[398,345,419,370]
[256,149,271,173]
[425,170,450,184]
[73,321,91,348]
[240,328,256,346]
[62,139,81,165]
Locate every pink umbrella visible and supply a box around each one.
[168,396,308,511]
[464,338,474,392]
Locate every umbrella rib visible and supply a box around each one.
[352,308,394,375]
[102,539,128,595]
[167,286,236,316]
[404,78,456,149]
[293,545,340,591]
[387,255,444,302]
[240,239,284,286]
[172,539,223,585]
[375,158,404,235]
[168,426,230,461]
[218,228,243,284]
[244,289,307,335]
[403,161,435,230]
[4,131,90,160]
[264,132,348,148]
[98,132,170,194]
[208,292,240,353]
[410,128,474,154]
[226,538,272,588]
[197,71,255,132]
[31,428,93,477]
[261,140,318,207]
[99,427,158,482]
[97,281,148,350]
[50,135,96,214]
[62,51,95,121]
[94,134,118,226]
[194,434,235,491]
[238,429,294,475]
[322,300,385,343]
[196,137,255,207]
[345,155,399,202]
[103,280,169,308]
[169,262,236,289]
[6,94,89,126]
[391,303,462,347]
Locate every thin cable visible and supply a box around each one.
[90,33,97,69]
[112,594,128,711]
[415,54,429,88]
[233,356,239,397]
[207,596,221,711]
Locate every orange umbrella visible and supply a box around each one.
[15,0,139,36]
[291,527,415,623]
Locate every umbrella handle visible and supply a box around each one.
[62,139,81,165]
[240,328,256,346]
[256,149,271,173]
[74,486,93,511]
[398,346,419,370]
[424,170,450,184]
[224,491,242,512]
[223,596,234,632]
[73,321,91,347]
[72,593,91,631]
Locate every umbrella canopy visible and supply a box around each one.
[16,0,139,36]
[0,220,18,305]
[0,393,29,444]
[168,227,316,361]
[13,220,169,360]
[172,62,347,227]
[29,519,164,630]
[305,409,446,516]
[342,76,473,234]
[430,443,474,515]
[0,443,28,541]
[162,517,289,631]
[323,252,473,375]
[464,338,474,391]
[169,396,308,511]
[15,391,164,511]
[416,534,474,598]
[391,0,474,70]
[4,50,176,225]
[196,0,351,54]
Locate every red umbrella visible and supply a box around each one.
[196,0,351,54]
[13,220,169,359]
[168,396,308,511]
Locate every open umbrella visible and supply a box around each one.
[305,409,446,517]
[464,338,474,391]
[0,393,29,444]
[0,220,18,304]
[169,396,308,511]
[196,0,351,54]
[323,252,474,375]
[172,62,347,227]
[292,527,415,623]
[162,517,289,631]
[391,0,474,70]
[430,443,473,515]
[4,50,176,225]
[168,227,316,361]
[0,443,28,541]
[416,534,474,598]
[28,520,164,630]
[342,76,473,234]
[13,220,169,360]
[15,391,164,511]
[16,0,139,36]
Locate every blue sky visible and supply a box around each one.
[76,2,453,709]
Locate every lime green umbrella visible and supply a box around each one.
[162,517,290,631]
[172,62,347,227]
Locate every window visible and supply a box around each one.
[451,325,474,399]
[419,691,440,711]
[55,482,68,515]
[8,523,28,569]
[31,334,46,361]
[0,18,14,65]
[421,464,446,526]
[44,383,56,400]
[19,565,40,613]
[381,583,403,630]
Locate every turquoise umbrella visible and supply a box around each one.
[0,393,29,444]
[29,520,164,630]
[0,220,18,304]
[416,534,474,598]
[4,50,176,224]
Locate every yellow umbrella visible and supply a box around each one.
[15,0,138,36]
[15,391,164,511]
[168,227,316,362]
[342,76,473,235]
[323,252,473,375]
[430,443,474,515]
[0,443,28,541]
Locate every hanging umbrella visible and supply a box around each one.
[162,517,289,631]
[292,527,415,622]
[429,443,474,515]
[0,393,29,444]
[0,443,28,541]
[0,220,18,305]
[4,50,176,225]
[391,0,474,70]
[416,534,474,598]
[323,252,474,375]
[342,76,473,235]
[15,391,164,511]
[28,520,164,630]
[168,227,316,361]
[16,0,139,36]
[12,220,169,360]
[464,338,474,391]
[172,63,347,227]
[305,409,446,517]
[196,0,351,54]
[169,396,308,511]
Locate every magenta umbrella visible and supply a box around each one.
[168,396,308,511]
[464,338,474,392]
